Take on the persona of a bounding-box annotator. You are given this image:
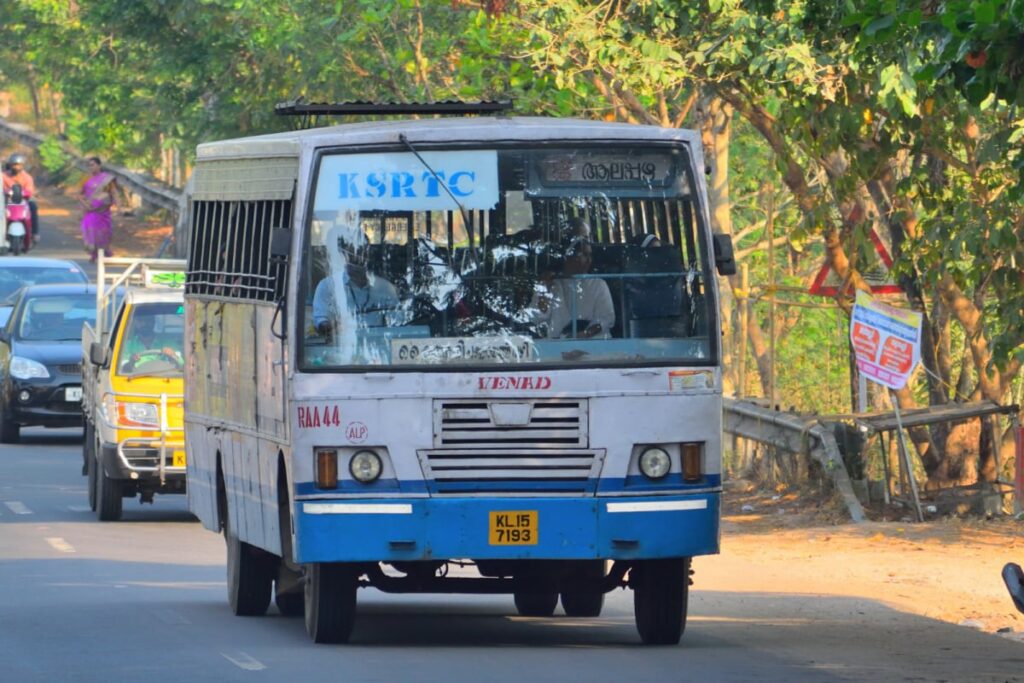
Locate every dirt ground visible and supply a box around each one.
[15,162,1024,649]
[709,479,1024,643]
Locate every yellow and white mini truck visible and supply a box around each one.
[81,253,187,521]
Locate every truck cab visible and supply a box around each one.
[81,255,187,521]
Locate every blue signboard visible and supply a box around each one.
[315,151,499,212]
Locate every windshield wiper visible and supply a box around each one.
[398,133,475,250]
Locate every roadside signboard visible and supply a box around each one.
[850,290,922,390]
[809,227,902,296]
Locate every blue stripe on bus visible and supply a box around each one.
[293,492,720,563]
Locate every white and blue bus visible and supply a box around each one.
[183,107,735,644]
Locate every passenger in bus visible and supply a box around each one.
[529,218,615,339]
[312,231,401,338]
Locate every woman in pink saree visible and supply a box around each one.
[79,156,120,262]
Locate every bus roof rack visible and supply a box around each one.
[273,99,514,118]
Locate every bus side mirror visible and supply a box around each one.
[712,233,737,276]
[270,228,291,263]
[89,342,108,367]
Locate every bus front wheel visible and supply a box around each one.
[304,563,357,643]
[632,558,690,645]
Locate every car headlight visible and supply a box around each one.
[349,450,383,483]
[638,447,672,480]
[9,356,50,379]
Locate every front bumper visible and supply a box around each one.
[6,379,83,428]
[99,441,186,485]
[293,492,720,563]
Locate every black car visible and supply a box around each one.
[0,283,97,442]
[0,257,89,327]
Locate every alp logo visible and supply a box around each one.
[477,376,552,391]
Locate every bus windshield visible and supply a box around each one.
[300,145,713,370]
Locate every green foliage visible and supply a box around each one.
[36,135,70,175]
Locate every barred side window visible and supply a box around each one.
[186,198,292,302]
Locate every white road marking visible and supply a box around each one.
[153,609,191,625]
[221,652,266,671]
[67,505,92,513]
[4,501,31,515]
[606,499,708,513]
[45,537,76,554]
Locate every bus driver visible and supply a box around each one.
[312,230,401,338]
[529,218,615,339]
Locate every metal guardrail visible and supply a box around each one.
[0,117,183,216]
[723,397,867,522]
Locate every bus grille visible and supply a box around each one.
[425,399,596,494]
[417,448,603,494]
[434,400,587,448]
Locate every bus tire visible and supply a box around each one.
[632,558,690,645]
[226,515,273,617]
[96,459,123,521]
[304,563,357,643]
[513,591,558,617]
[560,561,606,617]
[275,588,304,617]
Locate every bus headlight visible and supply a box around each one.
[315,448,338,489]
[349,450,382,483]
[638,447,671,480]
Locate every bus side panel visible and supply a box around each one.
[255,305,287,441]
[185,300,219,533]
[224,305,257,430]
[184,421,219,533]
[258,437,284,557]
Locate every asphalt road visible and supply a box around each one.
[1,427,1023,683]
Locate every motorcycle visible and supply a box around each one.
[1002,563,1024,614]
[2,182,33,256]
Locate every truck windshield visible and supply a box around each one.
[300,145,713,370]
[116,302,185,377]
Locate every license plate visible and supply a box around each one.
[488,510,538,545]
[172,450,186,468]
[65,387,82,402]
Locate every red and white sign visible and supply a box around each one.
[850,290,922,390]
[809,227,901,296]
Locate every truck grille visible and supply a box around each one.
[424,399,598,494]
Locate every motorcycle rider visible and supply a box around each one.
[2,153,39,244]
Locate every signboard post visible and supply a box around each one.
[850,290,925,521]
